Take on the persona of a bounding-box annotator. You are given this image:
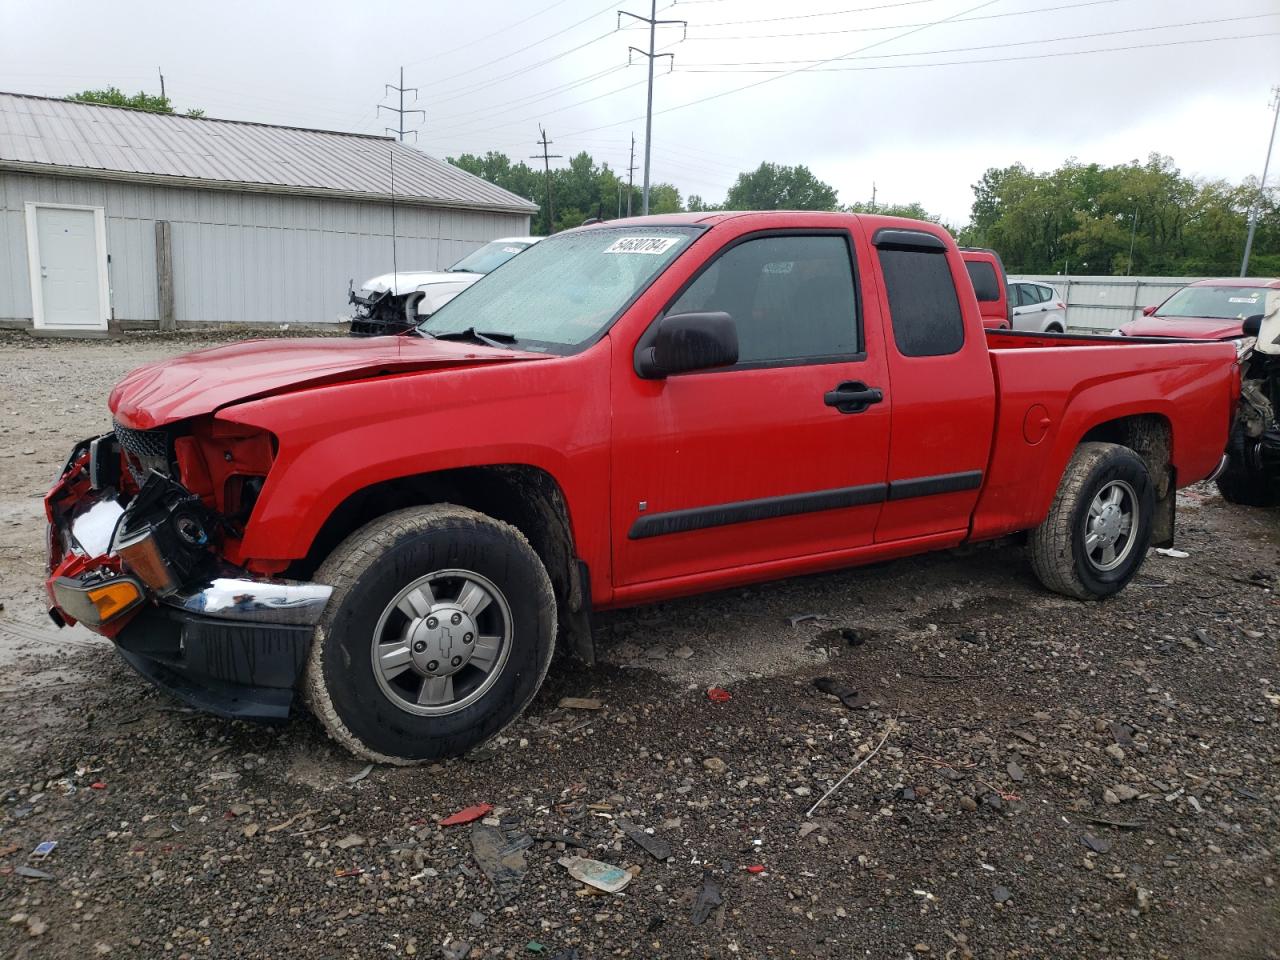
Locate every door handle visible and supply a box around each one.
[824,381,883,414]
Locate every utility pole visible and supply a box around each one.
[1127,205,1138,276]
[870,182,877,213]
[619,3,686,215]
[627,133,637,217]
[379,67,425,142]
[1241,84,1280,278]
[157,67,165,101]
[531,125,563,235]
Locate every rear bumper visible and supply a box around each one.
[115,605,314,720]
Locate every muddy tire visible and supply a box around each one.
[1029,442,1154,600]
[304,505,556,764]
[1215,427,1280,507]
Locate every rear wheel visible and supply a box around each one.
[1029,442,1154,599]
[305,505,556,764]
[1215,426,1280,507]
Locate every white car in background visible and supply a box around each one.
[1007,280,1068,333]
[351,236,542,335]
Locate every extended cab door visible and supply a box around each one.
[864,226,997,543]
[610,227,892,588]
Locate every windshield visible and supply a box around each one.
[1158,285,1272,320]
[421,226,699,352]
[447,240,535,275]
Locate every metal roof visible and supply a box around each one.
[0,92,537,214]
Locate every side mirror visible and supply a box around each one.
[636,311,739,379]
[1141,304,1158,317]
[1242,314,1263,337]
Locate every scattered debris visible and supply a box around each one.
[1155,547,1189,559]
[744,864,766,874]
[690,877,724,925]
[817,626,865,647]
[558,697,602,711]
[441,940,471,960]
[618,820,673,861]
[806,717,898,818]
[1006,761,1025,782]
[672,645,694,659]
[1081,833,1112,854]
[345,764,374,784]
[440,803,494,827]
[30,841,56,859]
[812,676,870,709]
[334,834,365,850]
[472,822,532,904]
[90,781,106,790]
[559,855,633,894]
[333,867,364,878]
[14,865,54,880]
[702,757,727,774]
[787,612,826,628]
[706,687,732,703]
[992,885,1013,904]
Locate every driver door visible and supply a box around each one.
[610,230,892,587]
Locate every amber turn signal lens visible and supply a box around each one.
[86,581,143,621]
[116,528,179,594]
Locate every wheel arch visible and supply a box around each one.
[1076,413,1175,546]
[290,463,595,663]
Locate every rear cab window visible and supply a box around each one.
[874,230,965,357]
[964,260,1001,303]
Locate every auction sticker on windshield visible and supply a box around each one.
[605,236,681,255]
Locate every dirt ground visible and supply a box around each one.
[0,334,1277,960]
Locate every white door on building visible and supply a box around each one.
[26,204,108,330]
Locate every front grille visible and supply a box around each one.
[113,421,172,480]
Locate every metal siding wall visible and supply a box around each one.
[1009,275,1205,332]
[0,171,531,325]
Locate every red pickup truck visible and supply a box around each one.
[45,211,1240,763]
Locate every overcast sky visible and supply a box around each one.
[2,0,1277,223]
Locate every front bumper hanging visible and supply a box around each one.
[45,434,332,720]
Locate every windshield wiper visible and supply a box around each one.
[431,327,519,348]
[447,267,479,273]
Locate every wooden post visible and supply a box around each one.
[155,220,175,331]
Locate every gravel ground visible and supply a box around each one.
[0,334,1277,960]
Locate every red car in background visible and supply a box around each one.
[960,247,1012,329]
[1118,277,1280,339]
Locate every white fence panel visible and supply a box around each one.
[1009,275,1204,333]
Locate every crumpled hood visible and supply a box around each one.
[110,335,548,429]
[1119,316,1246,340]
[362,270,482,296]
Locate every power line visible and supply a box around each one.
[684,0,1126,41]
[689,0,954,27]
[425,0,578,61]
[531,125,564,234]
[406,1,618,82]
[378,67,425,141]
[678,12,1280,68]
[674,30,1280,74]
[619,1,687,215]
[560,0,1003,139]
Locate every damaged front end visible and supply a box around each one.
[45,422,331,720]
[348,284,422,338]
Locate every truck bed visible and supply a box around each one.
[972,331,1239,541]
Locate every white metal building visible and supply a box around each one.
[0,92,536,334]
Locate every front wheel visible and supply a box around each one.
[304,505,556,764]
[1029,442,1155,600]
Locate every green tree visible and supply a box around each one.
[68,86,203,117]
[724,162,838,210]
